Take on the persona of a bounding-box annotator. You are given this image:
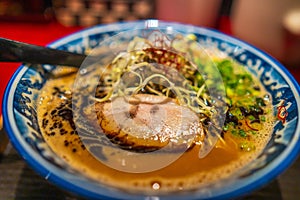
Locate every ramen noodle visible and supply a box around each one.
[37,35,275,192]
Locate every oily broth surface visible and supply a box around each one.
[37,66,274,192]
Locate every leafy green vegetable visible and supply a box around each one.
[194,56,270,151]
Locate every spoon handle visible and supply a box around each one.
[0,38,87,67]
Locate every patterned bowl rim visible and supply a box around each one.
[2,20,300,200]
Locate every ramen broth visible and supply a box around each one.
[37,62,274,192]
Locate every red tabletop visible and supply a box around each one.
[0,21,299,115]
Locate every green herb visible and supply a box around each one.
[238,130,247,137]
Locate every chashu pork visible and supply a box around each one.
[92,94,205,153]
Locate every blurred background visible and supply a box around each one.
[0,0,299,199]
[0,0,299,65]
[0,0,299,67]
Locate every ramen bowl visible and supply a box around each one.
[3,20,300,199]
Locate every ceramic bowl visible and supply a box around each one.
[3,20,300,199]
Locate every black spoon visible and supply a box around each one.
[0,37,88,67]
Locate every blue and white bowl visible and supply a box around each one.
[3,20,300,199]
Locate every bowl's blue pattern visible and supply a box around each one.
[3,21,300,200]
